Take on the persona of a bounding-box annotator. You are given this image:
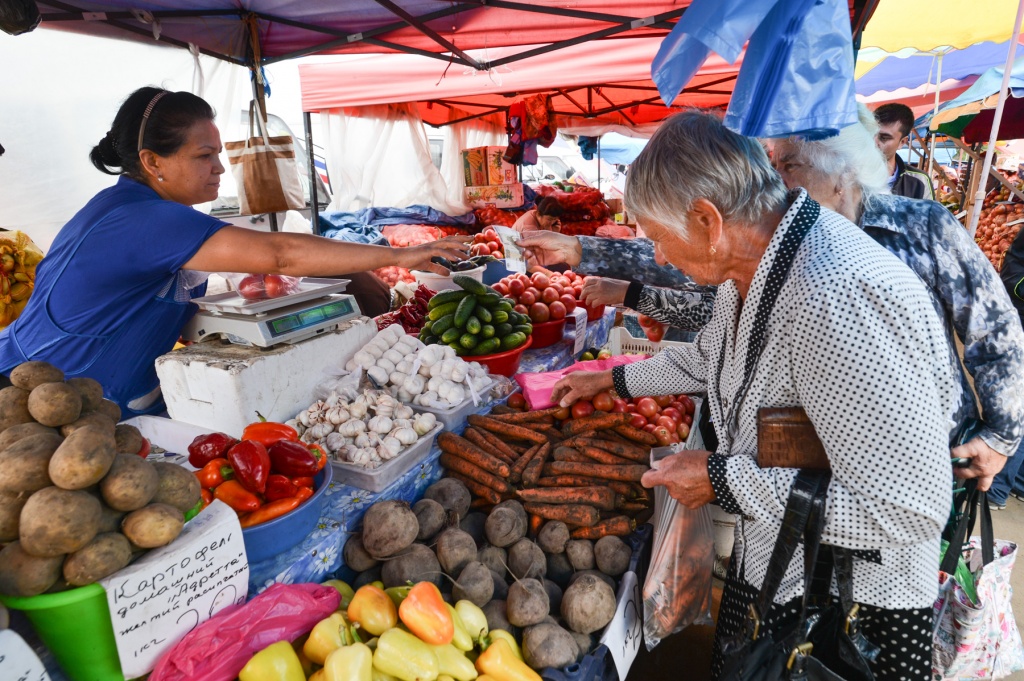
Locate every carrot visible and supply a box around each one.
[470,496,495,511]
[439,454,512,494]
[522,502,600,527]
[463,428,516,464]
[521,443,552,487]
[553,447,590,463]
[559,432,598,449]
[561,413,631,438]
[538,474,607,487]
[575,437,650,463]
[490,404,520,415]
[446,472,503,505]
[490,407,564,424]
[576,446,633,466]
[616,500,650,514]
[614,424,658,445]
[437,432,511,477]
[468,415,548,444]
[608,481,636,497]
[506,440,529,455]
[600,429,632,444]
[516,486,617,511]
[539,426,566,442]
[475,426,523,461]
[510,442,543,483]
[569,516,635,539]
[239,497,303,528]
[528,513,544,538]
[545,461,648,482]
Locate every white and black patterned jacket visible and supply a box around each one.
[611,191,956,610]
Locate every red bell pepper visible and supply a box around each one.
[239,497,303,528]
[196,458,233,489]
[187,432,239,468]
[200,488,214,508]
[214,479,261,512]
[227,440,271,494]
[290,476,315,488]
[307,443,328,471]
[137,437,151,459]
[240,412,299,447]
[264,474,299,501]
[268,440,319,477]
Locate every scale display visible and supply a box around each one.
[268,297,355,338]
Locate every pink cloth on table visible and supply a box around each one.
[514,354,647,408]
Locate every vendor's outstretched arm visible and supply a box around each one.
[183,226,469,276]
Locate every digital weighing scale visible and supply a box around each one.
[182,277,362,348]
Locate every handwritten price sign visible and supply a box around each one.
[600,570,643,679]
[0,630,50,681]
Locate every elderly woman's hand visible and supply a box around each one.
[518,230,583,268]
[551,370,614,408]
[398,235,472,275]
[641,450,716,509]
[581,277,630,307]
[952,436,1008,491]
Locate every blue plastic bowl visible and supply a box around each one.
[241,463,333,564]
[482,259,514,285]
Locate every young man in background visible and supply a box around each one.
[874,103,935,200]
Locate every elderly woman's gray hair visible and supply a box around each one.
[624,110,788,239]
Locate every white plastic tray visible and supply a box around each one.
[329,424,442,493]
[121,415,215,468]
[609,326,690,356]
[408,376,500,431]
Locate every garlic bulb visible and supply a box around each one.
[367,366,389,387]
[285,418,301,431]
[397,388,414,403]
[327,406,351,425]
[325,394,341,408]
[447,385,466,405]
[354,433,371,448]
[308,422,334,440]
[442,345,457,360]
[450,363,469,383]
[338,419,366,437]
[354,351,376,370]
[394,404,414,420]
[367,415,393,433]
[300,429,317,444]
[413,412,437,435]
[365,344,384,359]
[378,437,403,460]
[325,432,347,453]
[389,371,408,387]
[349,447,372,466]
[375,358,396,375]
[402,375,425,396]
[429,362,444,378]
[392,418,413,429]
[395,360,413,375]
[374,393,398,414]
[382,349,404,365]
[348,401,368,419]
[390,427,418,446]
[427,376,445,393]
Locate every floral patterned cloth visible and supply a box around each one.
[517,307,615,374]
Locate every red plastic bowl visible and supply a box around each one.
[472,336,533,376]
[529,317,567,349]
[584,303,606,321]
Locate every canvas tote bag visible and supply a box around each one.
[225,100,305,215]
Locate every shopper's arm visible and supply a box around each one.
[628,283,717,332]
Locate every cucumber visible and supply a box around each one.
[513,324,533,335]
[448,342,468,357]
[428,289,469,310]
[475,305,493,324]
[459,333,478,350]
[476,293,503,308]
[431,314,456,336]
[501,332,527,351]
[480,324,495,339]
[472,338,501,355]
[495,323,514,338]
[496,299,514,313]
[441,327,462,344]
[466,316,482,335]
[453,275,488,296]
[454,295,477,328]
[422,335,439,346]
[428,301,460,321]
[492,310,509,324]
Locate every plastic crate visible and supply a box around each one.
[410,376,501,431]
[329,424,442,492]
[608,327,689,356]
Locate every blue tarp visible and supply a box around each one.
[856,40,1015,96]
[319,205,476,243]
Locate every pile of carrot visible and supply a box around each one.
[438,407,658,539]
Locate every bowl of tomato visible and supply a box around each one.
[529,317,567,349]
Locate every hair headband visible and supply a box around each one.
[137,91,170,152]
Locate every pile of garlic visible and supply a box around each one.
[346,325,492,409]
[286,390,438,469]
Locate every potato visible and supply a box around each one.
[460,510,488,549]
[114,424,143,455]
[0,386,33,432]
[561,574,617,634]
[482,599,512,633]
[150,461,202,513]
[66,377,104,413]
[95,399,122,423]
[436,527,478,576]
[95,502,127,535]
[60,411,115,438]
[413,498,446,541]
[49,425,116,490]
[523,622,579,670]
[508,539,546,580]
[381,542,442,588]
[507,577,549,628]
[361,500,418,559]
[27,382,82,427]
[0,541,64,596]
[565,539,595,571]
[453,560,494,607]
[0,421,57,451]
[478,545,508,577]
[485,507,526,548]
[546,552,574,589]
[0,491,29,542]
[342,535,379,572]
[62,532,132,586]
[424,478,471,520]
[121,503,184,548]
[100,454,159,511]
[10,362,64,391]
[0,432,63,493]
[594,536,631,577]
[538,521,570,554]
[20,487,101,557]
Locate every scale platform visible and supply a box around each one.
[183,277,362,347]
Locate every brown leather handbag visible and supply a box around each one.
[757,407,830,470]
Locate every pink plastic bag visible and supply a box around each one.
[514,355,647,408]
[149,583,340,681]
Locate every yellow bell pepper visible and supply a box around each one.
[446,604,474,652]
[398,582,453,646]
[239,640,306,681]
[372,580,385,590]
[304,612,357,665]
[310,671,326,681]
[432,643,478,681]
[385,584,413,609]
[323,579,356,610]
[438,677,457,681]
[349,584,399,637]
[373,627,440,681]
[372,668,400,681]
[485,631,522,661]
[454,601,488,645]
[475,639,539,681]
[324,641,374,681]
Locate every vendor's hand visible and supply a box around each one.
[952,436,1008,492]
[641,450,716,509]
[581,277,629,307]
[551,370,614,408]
[518,230,583,268]
[398,235,472,275]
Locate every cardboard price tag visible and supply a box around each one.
[100,500,249,678]
[0,630,50,681]
[494,226,526,274]
[570,307,588,356]
[600,570,643,679]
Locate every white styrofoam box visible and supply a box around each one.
[155,317,376,436]
[329,424,442,492]
[121,415,214,465]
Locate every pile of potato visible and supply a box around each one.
[343,478,633,671]
[0,361,201,597]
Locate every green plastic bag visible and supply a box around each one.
[940,538,978,605]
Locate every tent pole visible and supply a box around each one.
[926,52,943,179]
[968,0,1024,236]
[305,112,320,236]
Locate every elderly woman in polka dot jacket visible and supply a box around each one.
[552,111,955,681]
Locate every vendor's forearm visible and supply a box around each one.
[577,237,694,287]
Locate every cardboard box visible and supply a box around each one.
[462,146,516,185]
[464,182,525,209]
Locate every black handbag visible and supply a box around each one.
[719,470,879,681]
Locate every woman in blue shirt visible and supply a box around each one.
[0,87,467,416]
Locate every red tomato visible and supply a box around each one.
[668,434,681,445]
[136,437,151,459]
[559,294,578,313]
[636,397,660,419]
[529,302,551,323]
[653,395,673,408]
[550,283,564,296]
[541,287,560,304]
[526,287,541,299]
[470,243,490,257]
[682,414,694,426]
[592,392,615,412]
[644,323,666,343]
[484,229,498,241]
[573,285,584,296]
[629,413,648,429]
[677,423,691,440]
[238,274,266,300]
[520,290,538,307]
[638,314,656,328]
[548,301,566,320]
[508,279,525,297]
[661,407,682,422]
[513,304,529,315]
[486,241,501,254]
[507,393,527,410]
[653,426,673,446]
[263,274,293,298]
[656,415,679,431]
[680,395,695,415]
[643,423,658,434]
[669,401,685,413]
[625,404,637,413]
[493,282,509,296]
[517,273,532,285]
[571,401,595,420]
[554,406,571,420]
[610,399,629,413]
[531,273,550,289]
